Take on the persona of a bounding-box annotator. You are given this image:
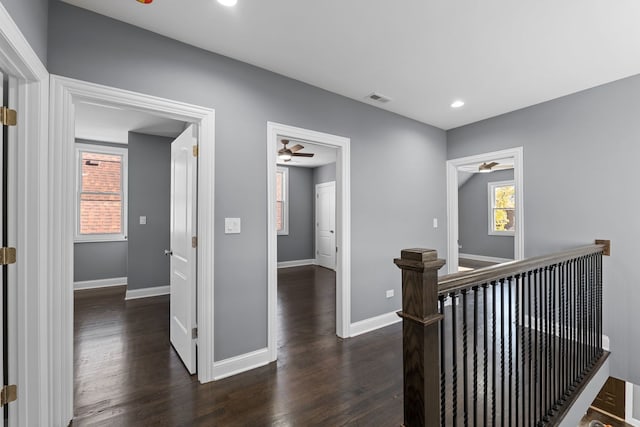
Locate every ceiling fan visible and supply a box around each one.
[478,161,499,173]
[278,139,315,162]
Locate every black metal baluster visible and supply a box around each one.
[551,264,558,413]
[533,269,539,425]
[508,277,513,426]
[543,266,550,422]
[439,294,446,427]
[515,274,521,427]
[560,262,567,405]
[597,253,603,353]
[451,291,458,427]
[500,279,506,427]
[473,287,478,427]
[527,271,533,427]
[483,284,489,427]
[462,289,469,427]
[491,282,497,426]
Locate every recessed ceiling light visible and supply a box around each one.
[451,100,465,109]
[217,0,237,6]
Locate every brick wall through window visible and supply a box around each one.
[79,151,123,235]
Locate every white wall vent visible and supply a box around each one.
[366,92,392,103]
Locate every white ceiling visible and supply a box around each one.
[75,102,186,144]
[276,139,337,168]
[62,0,640,130]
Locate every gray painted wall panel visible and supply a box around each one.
[313,163,336,185]
[74,241,127,282]
[277,166,314,262]
[458,169,514,259]
[127,132,172,290]
[1,0,48,64]
[447,73,640,383]
[49,2,447,360]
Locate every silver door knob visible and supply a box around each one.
[164,249,173,256]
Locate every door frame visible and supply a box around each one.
[446,147,524,274]
[266,122,351,362]
[0,3,49,426]
[315,181,336,270]
[49,75,215,425]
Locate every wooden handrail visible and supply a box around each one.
[438,242,608,296]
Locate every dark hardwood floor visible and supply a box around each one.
[73,266,404,426]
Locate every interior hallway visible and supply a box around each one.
[73,266,403,426]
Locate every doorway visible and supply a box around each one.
[446,147,524,274]
[267,122,351,362]
[50,76,215,424]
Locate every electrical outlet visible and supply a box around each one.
[386,289,394,298]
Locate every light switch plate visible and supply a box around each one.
[433,218,438,228]
[140,216,147,225]
[225,218,241,234]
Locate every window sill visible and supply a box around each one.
[488,231,515,237]
[74,237,128,244]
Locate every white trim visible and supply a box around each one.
[74,277,127,290]
[558,357,610,427]
[74,143,129,242]
[349,311,401,337]
[276,166,289,235]
[446,147,524,274]
[0,2,49,426]
[212,348,271,380]
[487,179,516,236]
[125,285,170,300]
[267,122,352,365]
[625,382,640,426]
[49,75,216,426]
[458,253,513,264]
[277,259,316,268]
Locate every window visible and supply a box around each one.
[488,180,515,235]
[75,144,128,242]
[276,166,289,235]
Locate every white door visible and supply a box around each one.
[168,125,197,374]
[315,181,336,270]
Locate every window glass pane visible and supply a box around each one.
[81,152,122,193]
[80,193,122,234]
[276,201,283,231]
[494,208,515,232]
[276,171,283,201]
[494,185,515,209]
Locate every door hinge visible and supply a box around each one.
[0,247,16,265]
[192,236,197,248]
[192,327,198,339]
[192,145,199,157]
[1,385,17,406]
[0,107,16,126]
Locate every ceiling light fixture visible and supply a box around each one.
[478,162,498,173]
[278,150,292,161]
[217,0,238,6]
[136,0,154,3]
[451,100,465,108]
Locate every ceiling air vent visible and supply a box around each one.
[366,92,392,103]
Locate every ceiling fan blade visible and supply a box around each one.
[292,153,314,157]
[486,162,499,169]
[290,144,304,153]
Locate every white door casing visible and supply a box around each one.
[315,181,336,270]
[170,125,198,374]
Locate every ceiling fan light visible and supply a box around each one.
[278,151,292,161]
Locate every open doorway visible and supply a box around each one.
[49,76,216,423]
[446,147,524,274]
[72,102,201,420]
[267,122,351,362]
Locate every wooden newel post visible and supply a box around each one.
[394,248,446,427]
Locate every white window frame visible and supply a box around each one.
[276,166,289,236]
[75,143,128,242]
[488,179,515,236]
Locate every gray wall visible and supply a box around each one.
[1,0,48,65]
[73,139,128,283]
[458,169,514,259]
[313,162,336,185]
[48,1,447,361]
[74,241,127,282]
[447,73,640,384]
[127,132,172,290]
[277,166,315,262]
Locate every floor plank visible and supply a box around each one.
[73,267,404,426]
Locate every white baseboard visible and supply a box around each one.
[350,311,401,337]
[277,259,316,268]
[74,277,127,290]
[212,347,271,380]
[459,253,513,263]
[125,285,170,300]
